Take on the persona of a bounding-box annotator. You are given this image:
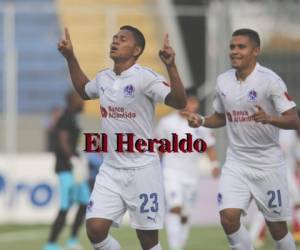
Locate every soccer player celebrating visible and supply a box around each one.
[156,87,220,250]
[183,29,300,250]
[57,26,187,250]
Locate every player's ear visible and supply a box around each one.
[133,46,142,57]
[253,46,260,57]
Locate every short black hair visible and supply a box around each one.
[120,25,145,57]
[232,28,260,48]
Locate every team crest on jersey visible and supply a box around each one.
[247,89,257,102]
[123,84,135,97]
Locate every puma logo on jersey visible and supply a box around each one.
[100,86,105,94]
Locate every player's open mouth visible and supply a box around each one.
[110,46,118,53]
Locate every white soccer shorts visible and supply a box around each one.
[218,160,291,222]
[86,161,165,230]
[164,168,198,216]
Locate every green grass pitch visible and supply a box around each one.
[1,224,300,250]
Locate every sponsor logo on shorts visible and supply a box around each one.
[147,215,157,223]
[87,200,94,212]
[272,210,281,215]
[217,193,223,205]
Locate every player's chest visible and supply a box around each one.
[219,82,267,110]
[99,78,140,106]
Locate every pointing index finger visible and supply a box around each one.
[65,27,70,41]
[163,33,169,48]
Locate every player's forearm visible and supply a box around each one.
[164,64,187,109]
[207,147,218,162]
[66,56,90,100]
[267,114,300,129]
[203,113,226,128]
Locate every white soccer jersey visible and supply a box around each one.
[156,112,216,176]
[213,63,296,170]
[85,64,170,168]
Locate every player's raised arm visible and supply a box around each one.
[182,111,226,128]
[58,27,90,100]
[159,34,187,109]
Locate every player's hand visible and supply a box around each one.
[159,33,175,67]
[57,27,74,60]
[181,111,203,128]
[253,105,271,124]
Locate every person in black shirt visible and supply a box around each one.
[43,90,90,250]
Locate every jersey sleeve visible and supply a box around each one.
[269,78,296,114]
[85,74,100,99]
[143,69,171,104]
[212,82,225,113]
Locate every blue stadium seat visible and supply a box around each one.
[0,13,3,112]
[0,2,70,113]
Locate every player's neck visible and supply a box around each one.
[236,61,256,82]
[113,59,136,75]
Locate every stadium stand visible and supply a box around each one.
[16,8,70,113]
[0,11,3,113]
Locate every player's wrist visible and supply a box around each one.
[66,53,76,61]
[199,115,206,126]
[265,115,273,124]
[165,62,176,68]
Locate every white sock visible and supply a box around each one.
[93,235,121,250]
[180,222,190,248]
[249,212,265,242]
[148,242,162,250]
[227,224,255,250]
[166,213,183,249]
[275,232,296,250]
